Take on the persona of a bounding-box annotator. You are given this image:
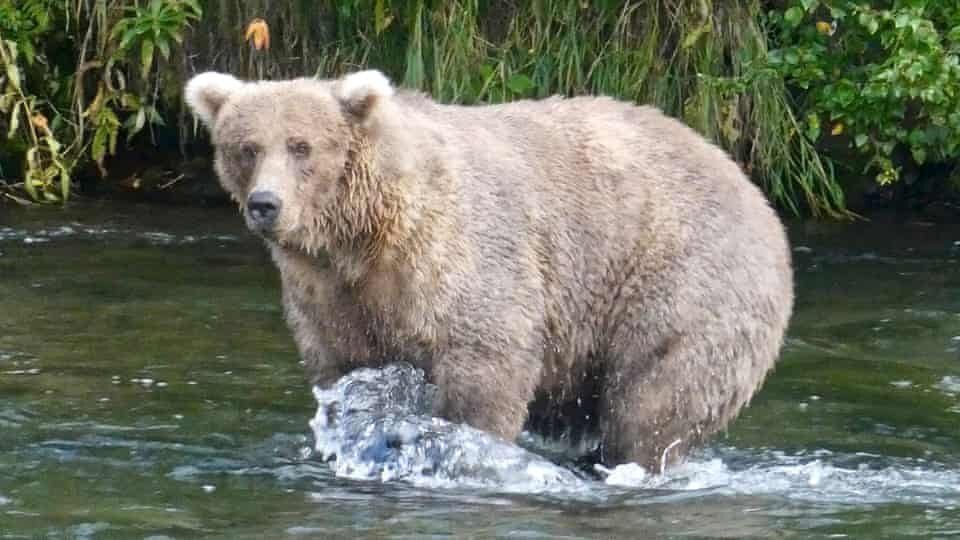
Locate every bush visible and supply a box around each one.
[0,0,200,203]
[768,0,960,185]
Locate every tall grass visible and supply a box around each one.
[180,0,845,216]
[1,0,846,215]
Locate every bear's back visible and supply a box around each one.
[409,94,764,228]
[406,93,786,275]
[400,92,792,382]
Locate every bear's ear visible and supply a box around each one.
[334,69,394,122]
[184,72,245,127]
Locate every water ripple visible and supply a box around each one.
[0,224,239,246]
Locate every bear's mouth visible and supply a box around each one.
[243,214,277,240]
[251,225,276,239]
[264,228,324,258]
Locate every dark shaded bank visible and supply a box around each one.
[59,151,960,225]
[69,153,231,208]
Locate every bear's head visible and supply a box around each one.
[184,70,410,257]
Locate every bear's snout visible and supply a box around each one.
[247,191,282,231]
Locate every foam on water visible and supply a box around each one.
[309,363,585,493]
[937,376,960,395]
[597,449,960,507]
[309,363,960,507]
[0,224,238,245]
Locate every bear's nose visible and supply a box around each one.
[247,191,282,227]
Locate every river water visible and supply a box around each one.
[1,201,958,538]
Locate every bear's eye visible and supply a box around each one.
[237,143,259,163]
[288,139,311,159]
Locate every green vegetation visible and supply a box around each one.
[1,0,200,202]
[1,1,958,217]
[769,1,960,188]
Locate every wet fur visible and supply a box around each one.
[185,71,794,471]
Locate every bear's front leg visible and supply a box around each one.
[431,335,542,442]
[281,279,376,387]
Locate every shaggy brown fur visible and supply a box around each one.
[185,70,794,471]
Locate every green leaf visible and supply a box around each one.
[51,114,64,133]
[855,133,869,148]
[907,128,926,146]
[4,60,21,90]
[140,39,154,80]
[506,73,534,95]
[118,27,139,53]
[806,113,821,141]
[23,148,38,200]
[800,0,818,12]
[948,25,960,43]
[121,92,142,109]
[784,7,804,28]
[60,167,70,202]
[21,41,35,66]
[859,12,879,34]
[681,22,711,49]
[156,36,170,60]
[832,81,857,107]
[133,108,146,139]
[110,19,129,41]
[92,127,107,165]
[182,0,202,17]
[7,101,19,139]
[912,146,927,165]
[147,106,165,126]
[109,121,118,155]
[374,0,394,35]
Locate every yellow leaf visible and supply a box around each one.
[816,21,836,35]
[245,18,270,51]
[31,113,48,133]
[83,86,105,119]
[831,123,844,135]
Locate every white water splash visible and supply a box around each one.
[309,363,585,493]
[310,364,960,508]
[596,449,960,508]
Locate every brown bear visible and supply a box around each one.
[184,69,794,472]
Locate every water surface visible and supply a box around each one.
[1,202,959,538]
